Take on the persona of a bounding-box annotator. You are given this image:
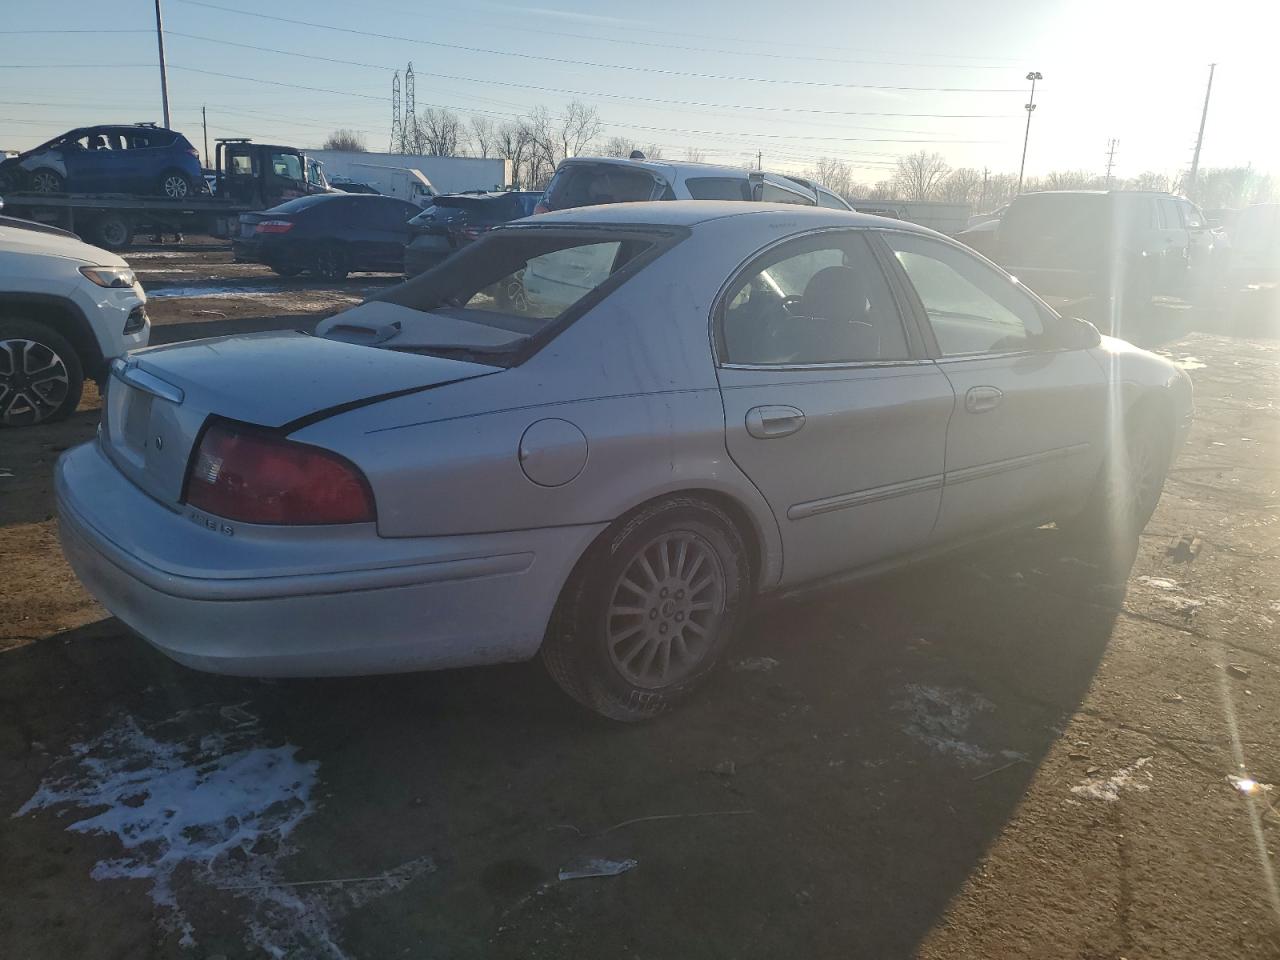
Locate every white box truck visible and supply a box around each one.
[309,151,510,198]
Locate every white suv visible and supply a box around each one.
[535,157,853,213]
[0,216,149,426]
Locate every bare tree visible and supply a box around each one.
[416,107,464,157]
[806,157,856,200]
[554,100,602,163]
[938,167,983,204]
[683,146,707,163]
[495,122,534,187]
[322,128,367,152]
[602,136,662,160]
[1043,169,1099,190]
[893,150,950,201]
[468,115,495,159]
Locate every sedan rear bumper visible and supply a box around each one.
[56,440,605,677]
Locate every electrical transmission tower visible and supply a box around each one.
[1104,138,1119,188]
[404,62,418,153]
[390,70,402,153]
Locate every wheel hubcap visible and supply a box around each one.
[164,175,188,198]
[606,531,726,689]
[32,172,59,193]
[101,221,127,246]
[0,338,71,426]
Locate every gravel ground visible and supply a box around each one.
[0,244,1277,959]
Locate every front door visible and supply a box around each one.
[715,230,954,588]
[879,231,1108,542]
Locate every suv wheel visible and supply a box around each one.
[0,320,84,427]
[28,168,65,194]
[159,171,192,200]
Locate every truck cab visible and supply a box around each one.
[215,140,331,210]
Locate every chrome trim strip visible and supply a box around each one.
[788,473,943,520]
[111,358,185,404]
[945,442,1091,485]
[719,359,936,372]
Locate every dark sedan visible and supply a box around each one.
[404,190,541,278]
[233,194,420,280]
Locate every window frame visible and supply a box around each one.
[871,228,1069,362]
[710,226,931,371]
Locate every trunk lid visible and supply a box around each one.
[101,330,499,506]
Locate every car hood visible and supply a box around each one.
[0,218,126,266]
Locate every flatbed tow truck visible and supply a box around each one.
[0,139,331,250]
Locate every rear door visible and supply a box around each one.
[880,231,1107,541]
[715,229,954,587]
[1155,196,1191,295]
[364,198,419,269]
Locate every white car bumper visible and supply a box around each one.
[71,280,149,370]
[56,439,605,677]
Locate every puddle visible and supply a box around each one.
[1070,756,1154,801]
[12,707,431,957]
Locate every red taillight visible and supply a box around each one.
[532,201,550,215]
[184,420,375,525]
[255,220,294,234]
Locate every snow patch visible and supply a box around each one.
[893,684,996,765]
[1070,756,1154,802]
[12,708,431,957]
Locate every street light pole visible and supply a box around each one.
[154,0,171,129]
[1017,70,1042,194]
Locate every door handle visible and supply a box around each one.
[745,405,806,439]
[964,386,1003,414]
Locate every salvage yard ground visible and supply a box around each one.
[1,242,1278,958]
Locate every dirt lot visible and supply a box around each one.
[1,244,1278,959]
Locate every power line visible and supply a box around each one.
[170,0,1028,94]
[163,32,1018,122]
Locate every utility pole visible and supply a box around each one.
[1187,63,1216,198]
[201,105,209,168]
[153,0,171,129]
[1104,138,1119,188]
[980,167,990,210]
[1016,70,1042,194]
[757,150,762,171]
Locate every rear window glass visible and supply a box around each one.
[685,177,750,201]
[269,194,339,214]
[369,230,670,363]
[543,164,659,210]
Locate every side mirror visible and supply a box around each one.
[1058,315,1102,349]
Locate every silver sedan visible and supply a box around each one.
[56,202,1193,720]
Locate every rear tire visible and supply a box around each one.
[1059,405,1174,544]
[541,497,751,721]
[28,168,64,194]
[0,319,83,428]
[92,214,133,251]
[158,170,192,200]
[313,244,349,282]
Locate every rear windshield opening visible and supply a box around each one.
[543,164,660,210]
[359,228,675,365]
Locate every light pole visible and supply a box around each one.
[1017,70,1042,194]
[154,0,171,128]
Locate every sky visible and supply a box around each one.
[1,0,1276,185]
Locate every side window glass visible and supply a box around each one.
[1159,198,1184,229]
[884,232,1046,356]
[720,233,910,365]
[271,153,303,181]
[760,182,815,206]
[817,190,848,210]
[685,177,750,201]
[1182,202,1205,228]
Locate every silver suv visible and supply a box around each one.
[535,157,852,213]
[0,216,149,426]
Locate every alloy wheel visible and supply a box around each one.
[162,174,189,199]
[606,531,726,689]
[0,338,71,426]
[30,170,62,194]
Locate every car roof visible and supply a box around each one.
[523,199,932,231]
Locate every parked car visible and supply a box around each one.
[404,190,542,278]
[972,190,1219,334]
[1225,203,1279,286]
[1,215,148,426]
[329,179,382,195]
[232,193,420,280]
[56,202,1191,719]
[0,124,203,199]
[534,157,852,214]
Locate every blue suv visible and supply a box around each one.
[0,124,204,199]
